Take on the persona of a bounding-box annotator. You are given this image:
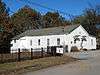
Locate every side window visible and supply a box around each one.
[71,41,72,44]
[14,40,16,43]
[91,39,93,45]
[74,40,76,44]
[47,39,50,46]
[38,39,40,45]
[57,38,60,45]
[30,40,32,46]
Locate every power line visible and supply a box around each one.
[8,0,75,22]
[17,0,75,21]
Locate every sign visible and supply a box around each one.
[56,48,63,54]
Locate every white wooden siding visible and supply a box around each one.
[11,25,96,53]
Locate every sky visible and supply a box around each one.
[2,0,100,19]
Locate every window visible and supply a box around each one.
[74,40,76,44]
[57,38,60,45]
[71,41,72,44]
[74,35,80,44]
[47,39,50,46]
[30,40,32,46]
[79,32,81,34]
[91,39,93,45]
[38,39,40,45]
[14,40,16,43]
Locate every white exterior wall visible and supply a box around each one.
[11,25,97,53]
[66,25,96,51]
[11,35,66,53]
[11,37,28,53]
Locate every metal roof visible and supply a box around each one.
[12,25,80,40]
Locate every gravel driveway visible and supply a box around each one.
[22,50,100,75]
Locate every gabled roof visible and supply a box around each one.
[12,25,80,40]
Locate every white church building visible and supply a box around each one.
[10,25,96,53]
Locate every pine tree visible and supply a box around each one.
[0,0,12,53]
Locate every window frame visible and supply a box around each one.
[30,40,32,46]
[57,38,60,45]
[14,40,16,43]
[47,39,50,46]
[91,39,93,45]
[38,39,40,45]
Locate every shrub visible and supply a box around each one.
[83,48,87,51]
[71,46,79,52]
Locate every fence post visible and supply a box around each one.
[0,54,3,63]
[18,48,20,61]
[47,46,49,54]
[31,48,33,60]
[41,47,43,58]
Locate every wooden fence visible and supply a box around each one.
[0,48,50,63]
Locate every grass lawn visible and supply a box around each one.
[0,55,77,75]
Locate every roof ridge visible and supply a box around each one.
[34,24,80,31]
[12,25,80,40]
